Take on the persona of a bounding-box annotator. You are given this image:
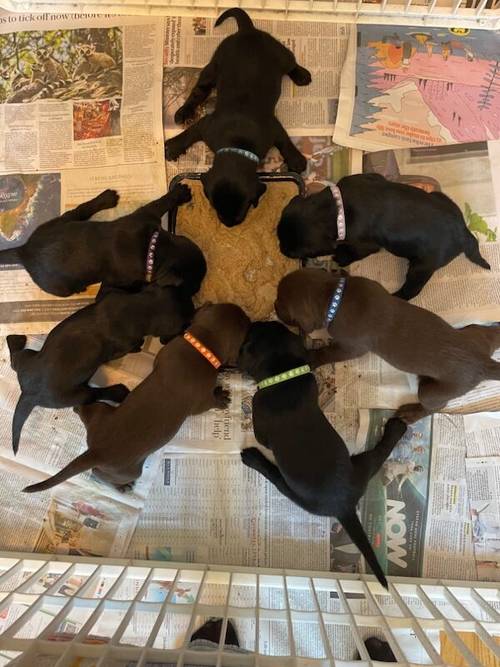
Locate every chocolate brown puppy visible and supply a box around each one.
[277,174,490,300]
[165,8,311,227]
[23,303,250,493]
[0,183,206,297]
[276,268,500,421]
[238,321,408,588]
[8,284,194,455]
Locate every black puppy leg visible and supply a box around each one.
[288,64,312,86]
[59,190,119,221]
[7,335,28,366]
[241,448,302,505]
[393,261,434,300]
[350,418,408,488]
[175,60,217,124]
[334,242,379,267]
[165,119,206,161]
[135,183,192,221]
[273,119,307,174]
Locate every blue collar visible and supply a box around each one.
[325,277,346,326]
[216,147,260,163]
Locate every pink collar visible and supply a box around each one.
[329,184,346,241]
[145,230,160,282]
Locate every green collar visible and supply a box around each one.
[257,364,311,390]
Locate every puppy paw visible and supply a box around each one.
[214,386,231,409]
[107,383,130,404]
[286,153,307,174]
[384,417,408,440]
[240,447,263,469]
[290,65,312,86]
[97,189,120,209]
[170,183,192,206]
[395,403,428,425]
[332,245,355,267]
[116,481,135,493]
[164,138,184,161]
[174,104,195,125]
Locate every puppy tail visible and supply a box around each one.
[215,8,255,32]
[12,393,36,455]
[340,511,388,589]
[463,229,490,270]
[22,450,96,493]
[0,247,20,265]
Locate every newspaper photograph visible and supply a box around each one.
[334,25,500,150]
[0,13,165,173]
[466,452,500,581]
[0,10,167,334]
[331,409,477,581]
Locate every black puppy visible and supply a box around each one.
[0,184,206,297]
[7,284,194,455]
[164,8,311,227]
[277,173,490,300]
[238,321,408,588]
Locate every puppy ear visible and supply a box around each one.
[155,263,183,287]
[252,181,267,207]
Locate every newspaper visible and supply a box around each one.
[0,9,166,333]
[331,409,477,581]
[334,25,500,150]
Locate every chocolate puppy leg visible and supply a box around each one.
[59,189,119,221]
[175,60,217,124]
[194,386,230,413]
[273,119,307,173]
[165,119,206,160]
[89,384,130,404]
[393,260,434,300]
[308,343,367,369]
[350,418,408,487]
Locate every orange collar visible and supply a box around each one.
[183,332,221,369]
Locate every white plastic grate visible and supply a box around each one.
[0,0,498,29]
[0,551,499,665]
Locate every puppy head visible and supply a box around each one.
[238,321,306,380]
[155,233,207,295]
[275,268,332,334]
[201,165,266,227]
[193,303,251,365]
[277,188,336,258]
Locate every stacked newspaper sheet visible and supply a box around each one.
[0,11,498,636]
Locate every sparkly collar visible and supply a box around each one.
[183,332,221,369]
[325,277,346,326]
[257,364,311,390]
[145,230,160,282]
[216,147,260,163]
[329,184,346,241]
